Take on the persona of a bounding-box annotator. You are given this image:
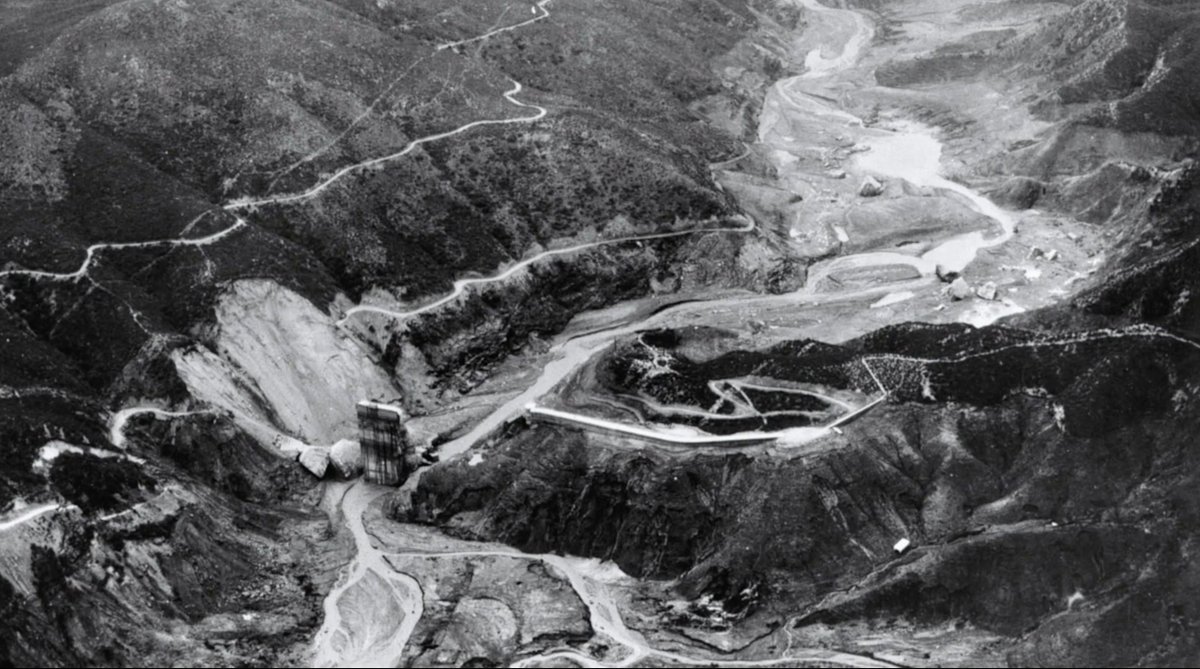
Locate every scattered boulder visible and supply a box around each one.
[826,169,848,180]
[935,265,960,283]
[858,175,885,197]
[1028,246,1059,261]
[749,319,768,334]
[976,282,999,301]
[298,447,330,478]
[329,439,363,478]
[946,277,973,300]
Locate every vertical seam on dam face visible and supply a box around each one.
[356,401,411,486]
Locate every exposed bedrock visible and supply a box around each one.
[172,279,403,446]
[0,409,342,667]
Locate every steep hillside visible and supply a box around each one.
[5,0,1200,665]
[0,0,798,664]
[0,0,790,421]
[1004,0,1200,135]
[405,317,1200,664]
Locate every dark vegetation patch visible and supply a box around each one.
[0,0,124,77]
[410,424,757,578]
[739,387,829,412]
[1075,160,1200,333]
[0,397,106,507]
[402,243,677,387]
[48,452,156,514]
[0,306,89,393]
[252,113,733,300]
[142,413,313,503]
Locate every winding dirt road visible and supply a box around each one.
[0,217,247,283]
[0,503,65,533]
[437,0,555,52]
[307,5,962,666]
[314,0,1085,662]
[224,81,547,211]
[12,1,1105,666]
[337,218,756,325]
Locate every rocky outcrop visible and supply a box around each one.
[858,175,885,197]
[298,447,331,478]
[986,176,1046,210]
[1069,160,1200,334]
[329,440,363,478]
[0,407,340,667]
[390,553,593,667]
[946,277,972,300]
[1006,0,1200,136]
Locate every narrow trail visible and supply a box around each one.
[0,218,247,283]
[15,1,1181,667]
[337,219,756,324]
[619,379,850,421]
[526,404,780,445]
[223,81,546,211]
[0,503,65,533]
[861,323,1200,367]
[436,0,555,52]
[0,0,754,341]
[264,54,434,189]
[435,274,927,463]
[616,394,824,422]
[729,381,857,410]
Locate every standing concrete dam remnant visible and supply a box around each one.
[356,400,411,485]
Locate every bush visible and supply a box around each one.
[49,452,155,514]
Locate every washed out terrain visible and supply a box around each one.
[2,0,1200,667]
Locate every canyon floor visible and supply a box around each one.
[3,0,1199,667]
[315,1,1177,667]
